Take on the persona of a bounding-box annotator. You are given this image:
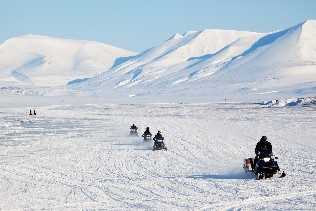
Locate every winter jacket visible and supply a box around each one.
[142,129,152,137]
[255,140,272,157]
[153,134,164,142]
[130,125,138,130]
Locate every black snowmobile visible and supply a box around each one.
[142,127,152,141]
[153,140,167,151]
[153,131,167,151]
[129,124,138,136]
[243,155,285,180]
[143,134,152,141]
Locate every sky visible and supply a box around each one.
[1,0,316,52]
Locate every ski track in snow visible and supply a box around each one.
[0,104,315,210]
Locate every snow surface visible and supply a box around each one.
[0,103,315,210]
[261,96,316,107]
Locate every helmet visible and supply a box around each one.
[146,127,149,130]
[260,136,267,141]
[158,130,161,134]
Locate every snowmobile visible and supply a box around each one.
[152,131,167,151]
[142,127,152,141]
[243,155,286,180]
[129,127,138,136]
[142,134,152,141]
[153,139,167,151]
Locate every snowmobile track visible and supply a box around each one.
[0,104,315,210]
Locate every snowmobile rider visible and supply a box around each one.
[142,127,152,137]
[130,124,138,130]
[153,131,164,143]
[255,136,272,158]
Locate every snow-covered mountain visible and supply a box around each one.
[213,20,316,84]
[0,35,135,86]
[1,21,315,102]
[72,20,316,102]
[194,20,316,101]
[71,29,261,91]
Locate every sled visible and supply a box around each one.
[243,157,285,180]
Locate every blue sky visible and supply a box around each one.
[2,0,316,51]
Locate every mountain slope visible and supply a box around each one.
[172,20,316,102]
[213,20,315,82]
[0,35,135,86]
[203,20,316,96]
[112,29,255,70]
[1,21,315,102]
[72,20,316,102]
[77,29,259,91]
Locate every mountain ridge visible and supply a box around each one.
[0,34,136,86]
[0,20,316,102]
[70,20,316,102]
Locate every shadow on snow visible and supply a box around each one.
[188,172,254,180]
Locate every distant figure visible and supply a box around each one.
[142,127,152,137]
[130,124,138,130]
[153,131,164,143]
[130,124,138,136]
[33,110,36,116]
[29,109,32,116]
[142,127,152,141]
[153,131,167,151]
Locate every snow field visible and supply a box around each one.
[0,103,315,210]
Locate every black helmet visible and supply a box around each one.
[158,130,161,134]
[260,136,267,141]
[146,127,149,130]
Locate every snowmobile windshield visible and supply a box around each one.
[263,157,271,162]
